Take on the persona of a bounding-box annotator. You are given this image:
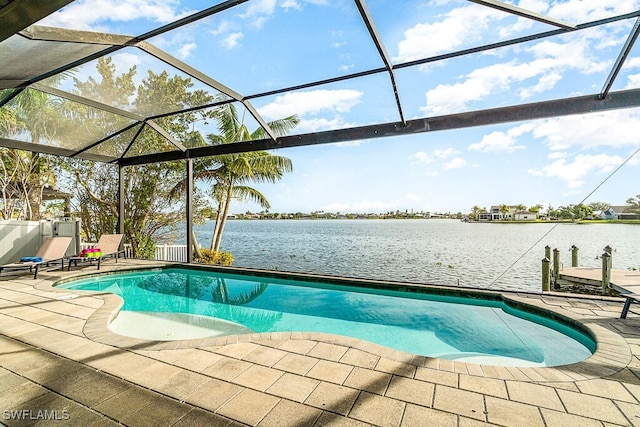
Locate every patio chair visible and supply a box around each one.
[0,236,72,279]
[68,234,126,271]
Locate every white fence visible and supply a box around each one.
[155,244,188,261]
[81,242,187,262]
[0,219,81,264]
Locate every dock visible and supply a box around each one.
[558,267,640,318]
[559,267,640,292]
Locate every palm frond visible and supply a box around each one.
[252,115,300,139]
[232,185,270,209]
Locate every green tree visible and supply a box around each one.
[499,204,509,220]
[0,87,63,219]
[556,204,592,220]
[588,201,610,212]
[470,205,481,221]
[196,103,297,252]
[626,195,640,213]
[529,204,542,218]
[63,57,215,257]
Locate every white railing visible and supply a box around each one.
[155,244,188,262]
[81,242,186,262]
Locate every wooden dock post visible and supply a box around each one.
[552,248,560,285]
[601,252,612,295]
[542,257,550,292]
[545,245,551,260]
[570,245,579,267]
[604,245,612,268]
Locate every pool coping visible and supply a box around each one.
[40,262,633,383]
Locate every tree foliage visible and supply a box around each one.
[61,57,215,257]
[548,204,593,220]
[0,148,57,220]
[2,56,298,259]
[170,102,298,253]
[626,194,640,213]
[588,201,610,212]
[0,87,63,219]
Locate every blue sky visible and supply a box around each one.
[40,0,640,214]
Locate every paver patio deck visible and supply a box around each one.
[0,260,639,426]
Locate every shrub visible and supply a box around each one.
[194,248,234,266]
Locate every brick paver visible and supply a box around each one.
[1,260,639,427]
[348,391,405,427]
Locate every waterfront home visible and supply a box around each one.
[513,211,537,221]
[478,205,528,221]
[599,206,640,220]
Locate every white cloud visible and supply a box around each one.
[443,158,468,170]
[210,21,234,36]
[624,57,640,69]
[419,18,613,115]
[394,4,503,62]
[529,110,640,151]
[528,153,624,188]
[422,49,601,115]
[411,151,434,164]
[548,151,568,160]
[241,0,277,18]
[258,89,362,120]
[548,0,640,23]
[478,110,640,155]
[281,0,302,11]
[176,42,196,59]
[221,32,244,49]
[433,148,458,159]
[469,129,526,153]
[627,73,640,88]
[624,57,640,88]
[111,52,142,73]
[295,117,356,133]
[335,139,368,147]
[519,72,562,99]
[40,0,193,31]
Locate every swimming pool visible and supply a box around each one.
[58,267,595,367]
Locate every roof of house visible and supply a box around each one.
[610,205,636,214]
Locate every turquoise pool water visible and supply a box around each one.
[58,268,595,366]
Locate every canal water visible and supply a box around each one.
[190,219,640,293]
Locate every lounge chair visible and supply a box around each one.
[620,292,640,319]
[0,236,72,279]
[67,234,125,271]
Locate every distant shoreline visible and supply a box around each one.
[220,217,640,224]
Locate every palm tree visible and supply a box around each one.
[529,204,543,218]
[471,205,481,221]
[193,103,297,252]
[3,88,63,219]
[206,150,293,251]
[499,204,509,220]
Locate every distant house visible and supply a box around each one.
[480,205,534,221]
[600,206,640,220]
[514,211,536,221]
[477,210,492,221]
[489,206,503,220]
